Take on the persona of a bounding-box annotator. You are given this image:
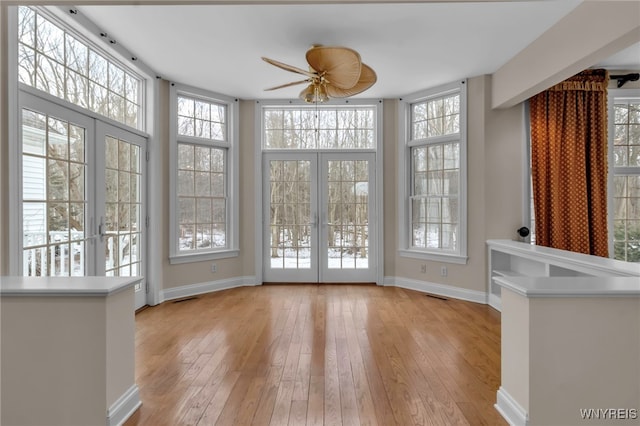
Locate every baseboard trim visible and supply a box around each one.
[160,276,257,302]
[384,276,487,304]
[160,276,485,306]
[495,387,529,426]
[488,292,502,312]
[107,384,141,426]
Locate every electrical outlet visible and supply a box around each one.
[211,263,217,273]
[420,264,427,273]
[440,265,447,277]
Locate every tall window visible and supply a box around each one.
[170,86,238,263]
[399,81,467,263]
[18,6,142,129]
[611,96,640,262]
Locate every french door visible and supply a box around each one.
[263,152,376,283]
[96,122,147,309]
[19,91,147,309]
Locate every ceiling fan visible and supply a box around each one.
[262,45,377,103]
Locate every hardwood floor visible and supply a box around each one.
[124,284,507,426]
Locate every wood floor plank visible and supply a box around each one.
[340,308,378,426]
[336,336,361,426]
[306,375,324,426]
[124,284,507,426]
[214,372,254,426]
[358,303,426,426]
[292,353,311,401]
[251,366,284,426]
[309,292,326,377]
[232,375,267,425]
[269,380,295,426]
[288,400,308,426]
[196,371,241,425]
[324,301,343,426]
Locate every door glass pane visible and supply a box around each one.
[22,108,87,276]
[269,160,312,269]
[327,160,369,269]
[105,136,142,277]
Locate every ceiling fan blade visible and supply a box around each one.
[262,57,317,79]
[264,79,311,91]
[306,46,362,90]
[326,63,377,98]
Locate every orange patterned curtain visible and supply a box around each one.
[530,69,609,257]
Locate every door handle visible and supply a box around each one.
[88,217,105,242]
[97,217,106,242]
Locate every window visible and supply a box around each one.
[18,6,142,129]
[11,5,152,308]
[525,91,640,263]
[170,85,238,263]
[263,106,375,150]
[398,81,468,263]
[611,93,640,262]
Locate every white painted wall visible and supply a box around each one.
[500,288,640,426]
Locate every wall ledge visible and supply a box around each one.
[495,386,529,426]
[107,384,141,426]
[384,276,487,304]
[160,275,258,302]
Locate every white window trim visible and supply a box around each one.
[397,80,468,264]
[8,6,21,274]
[168,83,239,264]
[607,88,640,260]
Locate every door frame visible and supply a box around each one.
[95,121,148,309]
[15,90,149,308]
[254,100,384,285]
[260,150,382,284]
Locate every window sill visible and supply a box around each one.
[169,249,239,265]
[398,249,468,265]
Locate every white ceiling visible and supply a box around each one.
[76,1,637,100]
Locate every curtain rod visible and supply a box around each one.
[609,73,639,88]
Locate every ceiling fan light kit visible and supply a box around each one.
[263,45,377,103]
[300,83,329,103]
